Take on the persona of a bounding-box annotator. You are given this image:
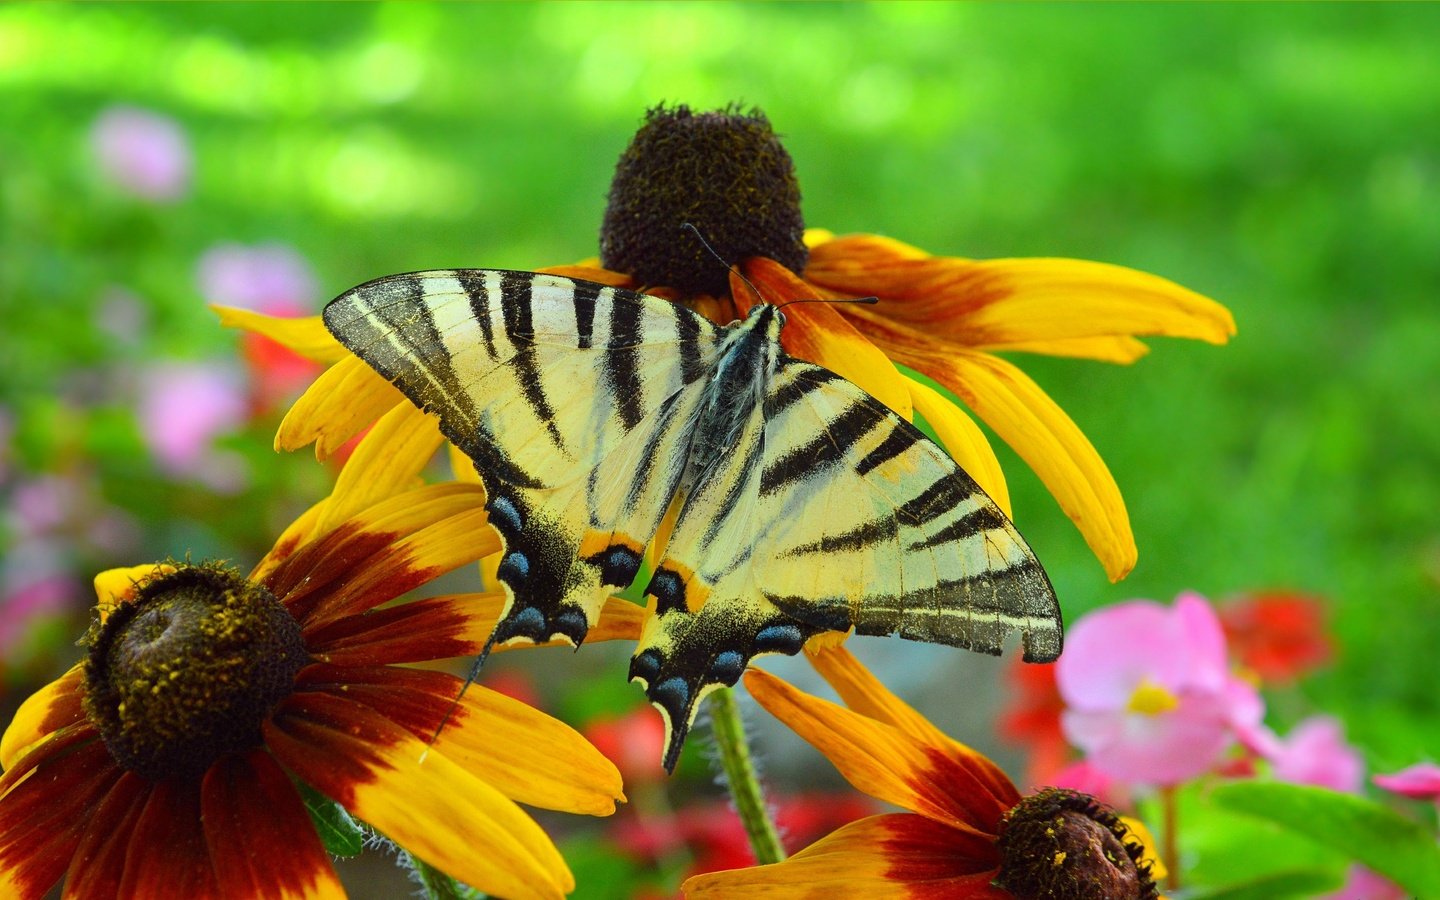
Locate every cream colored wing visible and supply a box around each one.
[324,270,724,647]
[633,359,1059,770]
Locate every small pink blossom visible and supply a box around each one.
[1267,716,1364,794]
[138,361,248,487]
[197,242,317,315]
[1373,762,1440,801]
[0,572,77,661]
[1057,592,1265,786]
[1323,865,1408,900]
[90,106,192,201]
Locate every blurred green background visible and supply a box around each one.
[3,2,1437,896]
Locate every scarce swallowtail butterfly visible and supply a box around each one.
[323,269,1061,770]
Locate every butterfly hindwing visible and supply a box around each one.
[323,270,724,646]
[633,356,1060,769]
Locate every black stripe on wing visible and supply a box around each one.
[604,295,646,430]
[498,272,566,450]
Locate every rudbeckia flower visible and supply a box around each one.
[0,414,639,899]
[683,645,1163,899]
[220,104,1233,584]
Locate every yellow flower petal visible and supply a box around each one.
[955,257,1236,349]
[1119,815,1169,882]
[447,442,482,485]
[211,307,346,363]
[277,355,405,458]
[435,686,624,815]
[315,401,445,537]
[737,258,912,418]
[983,335,1152,364]
[805,646,1018,806]
[684,813,1004,898]
[0,665,84,769]
[906,376,1011,518]
[808,238,1235,351]
[265,693,570,900]
[939,352,1136,581]
[250,498,330,585]
[92,563,175,621]
[802,227,836,248]
[744,667,1008,834]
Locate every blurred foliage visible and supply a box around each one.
[2,3,1438,897]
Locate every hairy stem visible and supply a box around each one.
[410,853,472,900]
[709,685,786,865]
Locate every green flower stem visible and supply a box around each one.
[709,685,786,866]
[410,853,473,900]
[1160,784,1180,892]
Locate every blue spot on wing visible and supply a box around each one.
[754,624,805,653]
[708,650,745,685]
[498,552,529,581]
[489,495,522,532]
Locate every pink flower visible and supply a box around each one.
[198,243,323,410]
[1057,592,1265,786]
[138,361,248,489]
[1323,865,1408,900]
[197,243,318,315]
[1374,762,1440,801]
[1267,716,1364,794]
[89,106,192,201]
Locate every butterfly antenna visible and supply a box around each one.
[419,629,499,763]
[681,222,768,307]
[774,295,879,310]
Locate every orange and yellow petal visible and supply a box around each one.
[265,691,571,900]
[939,351,1134,581]
[806,236,1234,353]
[313,400,446,537]
[683,813,1006,899]
[93,563,175,622]
[905,377,1010,518]
[116,778,219,897]
[982,335,1152,364]
[299,664,623,816]
[201,751,345,898]
[852,315,1134,580]
[212,307,347,364]
[743,668,1009,835]
[60,771,152,898]
[737,258,913,418]
[308,593,645,666]
[277,355,406,458]
[0,725,124,899]
[263,483,496,626]
[804,647,1019,809]
[0,665,85,769]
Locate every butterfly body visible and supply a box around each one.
[324,270,1061,769]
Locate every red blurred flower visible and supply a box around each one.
[613,792,875,886]
[585,706,668,788]
[1219,590,1332,684]
[997,657,1069,789]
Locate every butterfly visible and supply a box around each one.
[323,269,1061,770]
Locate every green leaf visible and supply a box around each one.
[298,783,366,858]
[1211,781,1440,897]
[1186,868,1344,900]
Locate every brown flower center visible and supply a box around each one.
[83,562,308,780]
[993,788,1159,900]
[600,103,808,296]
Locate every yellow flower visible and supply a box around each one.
[683,646,1165,898]
[0,420,641,900]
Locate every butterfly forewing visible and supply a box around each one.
[323,270,724,646]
